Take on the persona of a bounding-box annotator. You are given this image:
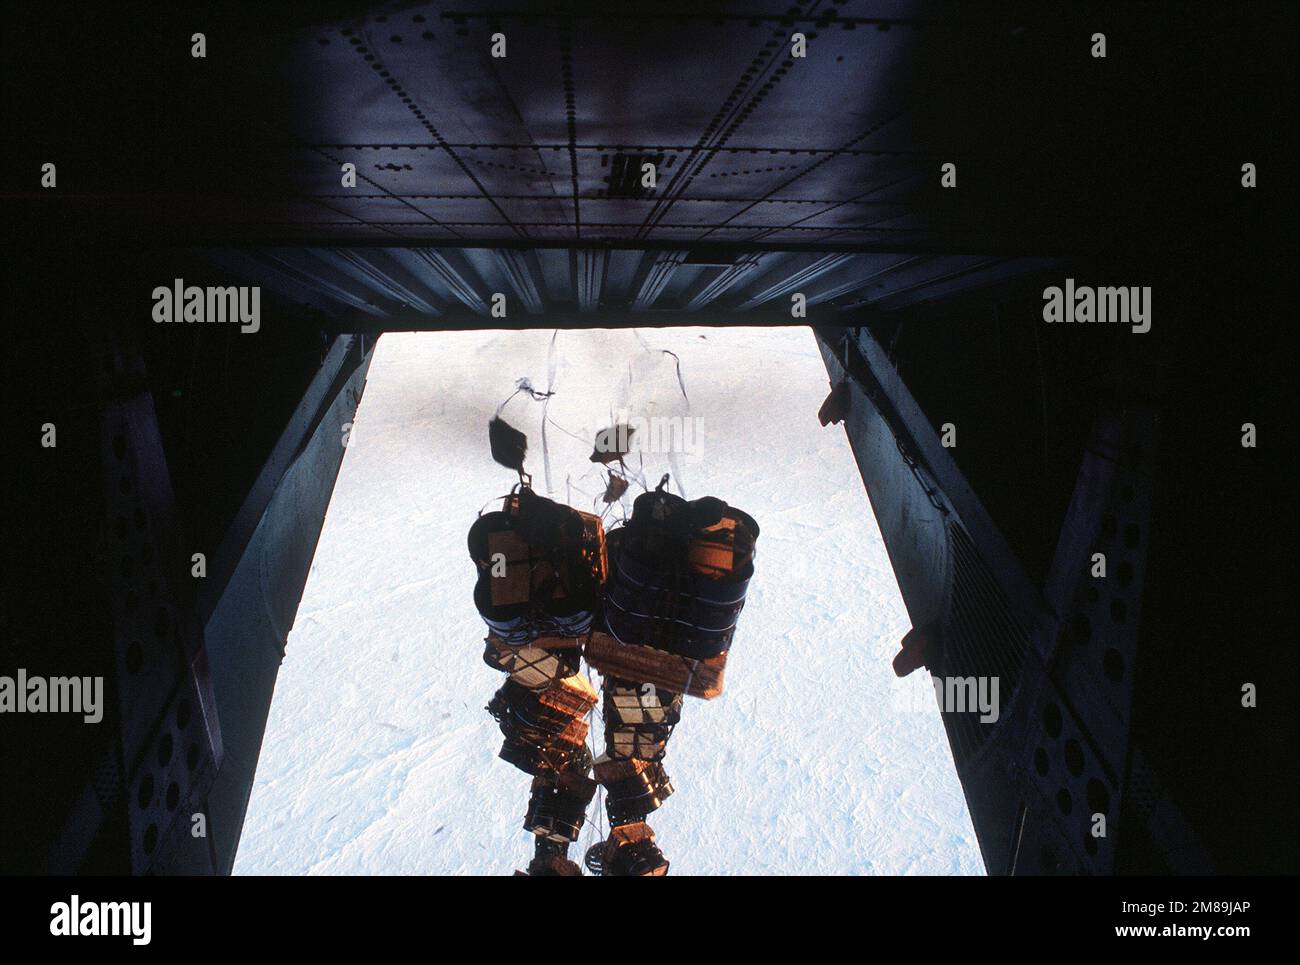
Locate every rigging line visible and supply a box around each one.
[542,329,560,495]
[514,377,555,401]
[587,660,607,853]
[570,484,598,506]
[541,412,551,494]
[496,378,554,417]
[566,472,600,504]
[494,387,522,417]
[667,449,687,500]
[662,349,691,407]
[476,490,516,518]
[544,413,590,446]
[633,450,650,494]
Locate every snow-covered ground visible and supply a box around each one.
[233,327,981,875]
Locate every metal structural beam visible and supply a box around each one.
[199,338,376,874]
[574,249,608,313]
[494,249,547,315]
[815,323,1210,875]
[196,336,372,626]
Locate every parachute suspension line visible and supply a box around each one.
[631,450,649,494]
[493,387,522,418]
[540,401,551,493]
[544,413,591,447]
[494,377,554,418]
[663,348,690,499]
[666,450,687,499]
[598,480,616,518]
[541,329,559,495]
[680,654,698,703]
[565,473,600,507]
[583,660,605,860]
[662,349,690,408]
[515,377,554,403]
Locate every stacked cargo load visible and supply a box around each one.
[469,485,606,876]
[470,467,757,875]
[583,476,759,876]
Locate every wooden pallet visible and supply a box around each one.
[539,672,599,719]
[483,636,581,689]
[584,631,727,700]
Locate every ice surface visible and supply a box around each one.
[233,327,982,875]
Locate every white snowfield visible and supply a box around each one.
[234,326,981,876]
